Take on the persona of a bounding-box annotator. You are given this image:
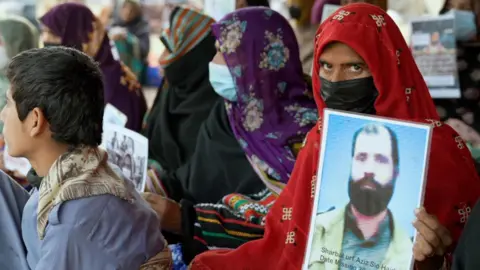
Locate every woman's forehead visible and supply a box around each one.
[319,42,365,64]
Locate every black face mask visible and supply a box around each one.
[348,175,394,216]
[289,6,302,20]
[320,77,378,115]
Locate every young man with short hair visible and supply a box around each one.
[0,46,167,269]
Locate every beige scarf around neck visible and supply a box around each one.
[37,146,132,239]
[36,146,173,268]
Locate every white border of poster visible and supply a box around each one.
[303,109,433,270]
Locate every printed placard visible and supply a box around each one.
[101,123,148,192]
[410,15,460,98]
[304,109,432,270]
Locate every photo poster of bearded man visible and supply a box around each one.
[303,109,433,270]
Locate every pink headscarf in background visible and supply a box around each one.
[311,0,340,24]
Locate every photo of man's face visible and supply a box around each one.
[348,124,398,216]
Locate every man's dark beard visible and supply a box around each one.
[348,175,394,216]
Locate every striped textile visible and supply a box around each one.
[159,6,215,67]
[192,188,277,249]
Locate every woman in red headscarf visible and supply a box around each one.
[189,3,480,270]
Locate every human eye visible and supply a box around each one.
[349,64,363,73]
[320,61,333,71]
[355,153,367,162]
[375,154,390,164]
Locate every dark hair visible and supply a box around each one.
[351,123,399,170]
[6,46,104,146]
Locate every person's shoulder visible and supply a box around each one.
[52,194,162,259]
[53,194,131,227]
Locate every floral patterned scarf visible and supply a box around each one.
[211,7,318,186]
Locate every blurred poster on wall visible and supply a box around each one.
[203,0,235,21]
[410,15,460,99]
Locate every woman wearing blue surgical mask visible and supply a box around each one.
[434,0,480,161]
[143,7,317,267]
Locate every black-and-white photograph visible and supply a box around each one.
[101,123,148,192]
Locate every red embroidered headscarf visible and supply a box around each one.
[190,3,480,269]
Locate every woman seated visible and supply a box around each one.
[189,3,480,269]
[144,6,220,173]
[144,6,318,264]
[40,3,147,132]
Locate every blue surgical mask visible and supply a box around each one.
[208,62,237,102]
[447,9,477,41]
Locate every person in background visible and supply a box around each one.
[434,0,480,157]
[0,15,38,133]
[144,6,219,174]
[0,46,170,269]
[287,0,317,74]
[311,0,341,25]
[40,3,147,132]
[0,15,39,185]
[144,6,317,267]
[111,0,150,83]
[236,0,270,8]
[189,3,480,269]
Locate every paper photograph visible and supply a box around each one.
[410,15,460,98]
[101,123,148,192]
[104,103,128,127]
[304,109,432,270]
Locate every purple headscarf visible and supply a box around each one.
[211,7,317,185]
[311,0,341,25]
[40,3,147,132]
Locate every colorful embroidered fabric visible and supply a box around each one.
[192,188,277,249]
[211,7,317,186]
[190,4,480,269]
